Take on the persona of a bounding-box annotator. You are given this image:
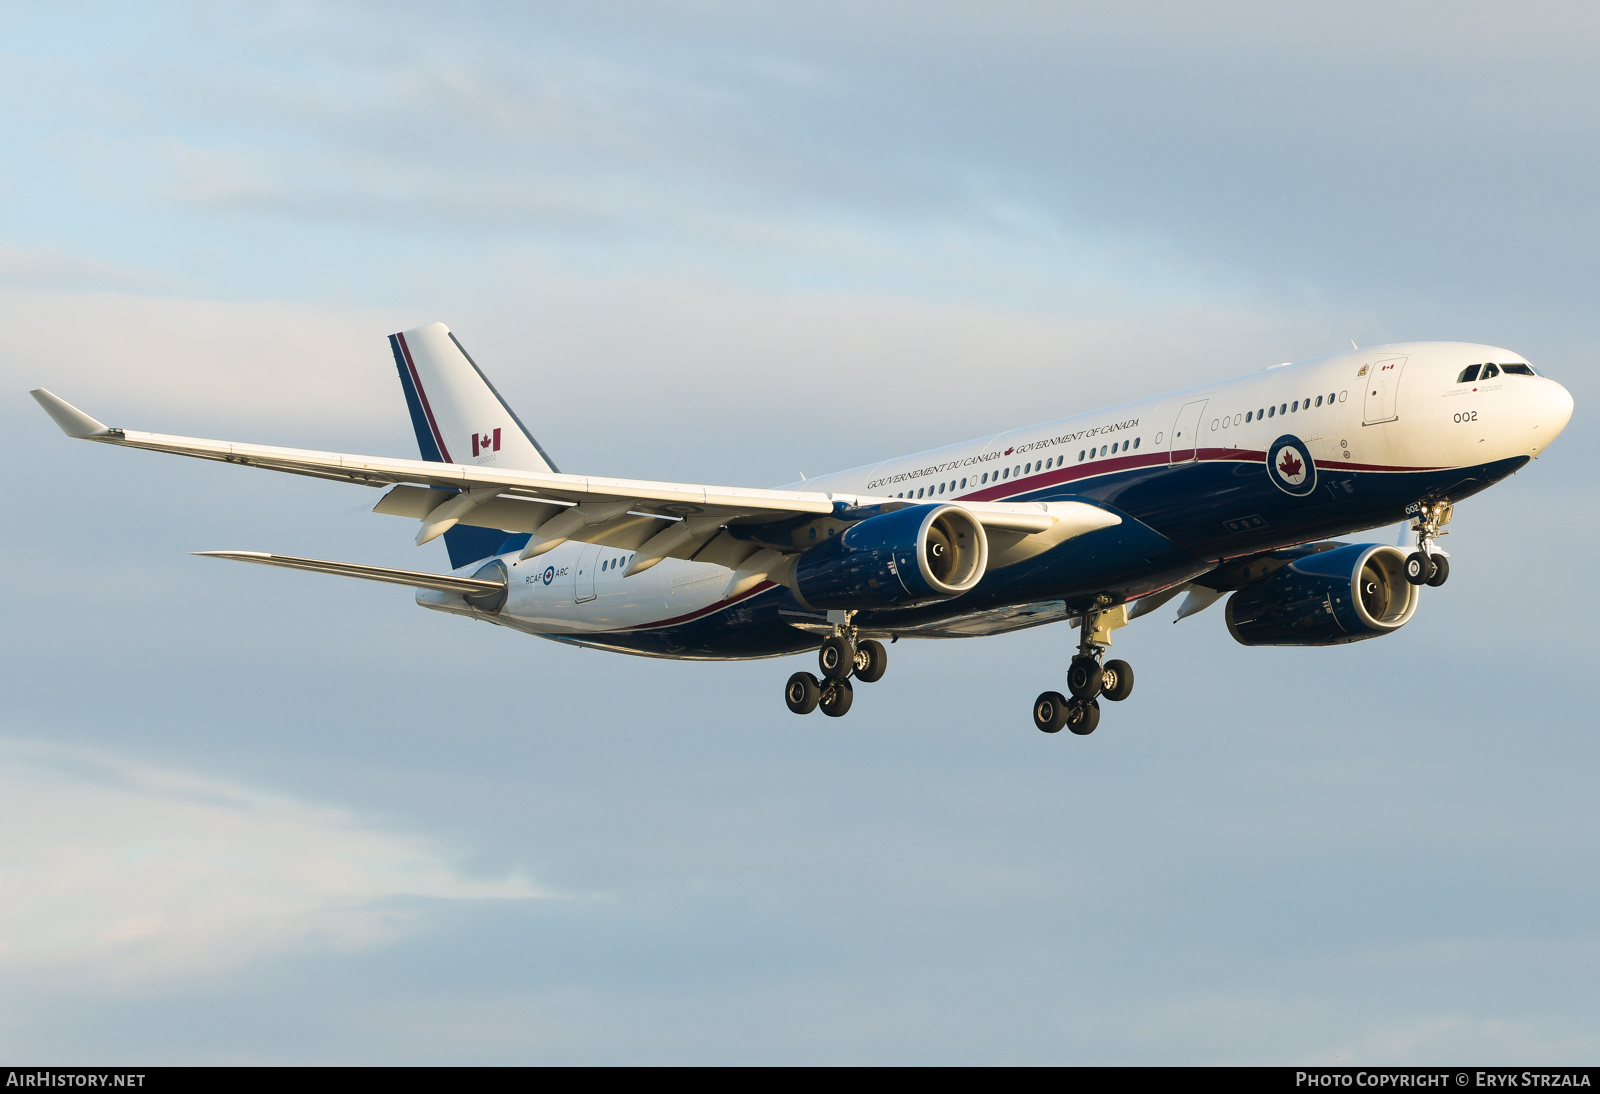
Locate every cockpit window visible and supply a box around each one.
[1501,363,1536,376]
[1482,363,1500,379]
[1457,364,1481,383]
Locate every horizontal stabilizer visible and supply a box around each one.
[30,389,110,438]
[193,550,503,594]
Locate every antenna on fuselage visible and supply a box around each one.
[1351,339,1359,350]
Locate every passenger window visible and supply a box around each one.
[917,487,924,498]
[960,477,967,489]
[1133,437,1141,449]
[1291,401,1298,412]
[1482,363,1500,378]
[1457,365,1481,383]
[1330,392,1338,403]
[1268,406,1275,418]
[1245,411,1252,422]
[1001,468,1009,480]
[1280,403,1287,415]
[1079,450,1085,461]
[1501,363,1535,376]
[1315,395,1323,407]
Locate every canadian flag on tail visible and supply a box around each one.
[471,428,501,457]
[390,322,558,474]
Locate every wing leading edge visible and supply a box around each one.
[30,389,1121,574]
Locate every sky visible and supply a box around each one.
[2,0,1598,1064]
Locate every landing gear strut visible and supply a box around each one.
[1404,500,1453,588]
[1035,597,1133,735]
[784,611,887,717]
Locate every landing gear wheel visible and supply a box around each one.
[1404,551,1433,585]
[818,635,855,681]
[1101,659,1134,702]
[1065,698,1101,736]
[819,678,854,717]
[1033,691,1069,733]
[785,672,821,715]
[1067,655,1103,700]
[1425,554,1450,587]
[853,639,888,683]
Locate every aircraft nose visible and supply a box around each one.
[1529,376,1574,455]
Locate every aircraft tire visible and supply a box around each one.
[785,672,821,715]
[1101,659,1134,702]
[1425,554,1450,587]
[819,636,855,681]
[1404,551,1433,585]
[1066,698,1101,736]
[854,639,888,683]
[819,678,854,718]
[1033,691,1069,733]
[1067,655,1103,700]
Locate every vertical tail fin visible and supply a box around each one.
[389,322,560,473]
[389,323,559,569]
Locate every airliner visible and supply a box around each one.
[31,324,1573,734]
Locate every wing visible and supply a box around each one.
[31,389,1120,577]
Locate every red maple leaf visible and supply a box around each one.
[1278,450,1304,479]
[1004,447,1014,455]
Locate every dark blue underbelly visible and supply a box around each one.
[557,454,1528,659]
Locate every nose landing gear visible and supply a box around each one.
[1035,598,1133,735]
[1404,500,1453,587]
[784,612,887,718]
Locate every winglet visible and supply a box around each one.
[30,389,111,438]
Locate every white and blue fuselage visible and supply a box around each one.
[416,341,1571,658]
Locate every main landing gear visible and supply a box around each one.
[1035,597,1135,735]
[785,612,887,718]
[1403,500,1453,589]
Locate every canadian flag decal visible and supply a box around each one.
[471,428,501,457]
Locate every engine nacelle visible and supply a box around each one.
[1225,542,1420,646]
[793,503,987,610]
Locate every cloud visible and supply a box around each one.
[1,287,413,440]
[0,243,178,293]
[0,738,546,985]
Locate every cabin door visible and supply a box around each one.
[1363,357,1407,425]
[574,542,601,603]
[1169,399,1209,463]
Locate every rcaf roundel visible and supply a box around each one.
[1266,434,1317,496]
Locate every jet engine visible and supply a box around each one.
[1225,542,1420,646]
[793,503,987,610]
